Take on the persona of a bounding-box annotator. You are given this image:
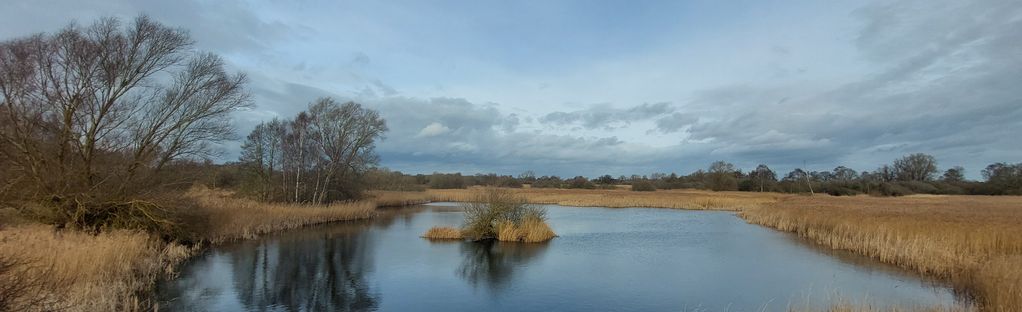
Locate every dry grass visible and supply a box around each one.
[188,187,377,244]
[427,187,781,211]
[0,186,379,311]
[6,185,1018,311]
[791,302,972,312]
[422,226,464,240]
[366,190,432,207]
[741,195,1022,311]
[495,218,556,243]
[0,223,192,311]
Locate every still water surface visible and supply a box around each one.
[159,203,958,311]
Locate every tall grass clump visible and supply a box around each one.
[425,188,556,243]
[0,223,192,312]
[462,188,555,243]
[422,226,463,240]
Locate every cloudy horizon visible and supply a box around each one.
[2,0,1019,179]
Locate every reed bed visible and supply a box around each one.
[424,188,558,243]
[422,226,463,240]
[187,187,377,244]
[0,223,192,312]
[742,195,1022,311]
[427,187,781,211]
[495,218,556,243]
[791,302,972,312]
[0,187,379,311]
[366,190,432,207]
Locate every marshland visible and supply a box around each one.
[3,2,1022,312]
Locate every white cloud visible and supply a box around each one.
[416,122,451,138]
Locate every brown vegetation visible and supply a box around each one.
[794,302,971,312]
[421,187,1022,310]
[0,222,192,311]
[422,226,463,240]
[0,16,250,231]
[459,189,556,243]
[187,187,376,244]
[742,195,1022,312]
[0,186,379,311]
[367,190,432,208]
[424,188,557,243]
[495,217,556,243]
[427,187,782,211]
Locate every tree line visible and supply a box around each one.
[330,153,1021,196]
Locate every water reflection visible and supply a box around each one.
[161,222,379,311]
[457,240,549,290]
[161,204,960,312]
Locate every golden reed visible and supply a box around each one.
[0,186,378,311]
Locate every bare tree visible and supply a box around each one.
[893,153,938,182]
[750,164,776,192]
[305,98,387,202]
[238,98,386,203]
[239,118,285,200]
[0,15,249,227]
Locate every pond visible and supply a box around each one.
[158,203,960,311]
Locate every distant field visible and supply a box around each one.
[427,187,784,211]
[421,187,1022,311]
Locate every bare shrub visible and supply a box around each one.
[459,188,554,242]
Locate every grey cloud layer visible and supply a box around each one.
[4,0,1019,178]
[207,0,1022,177]
[539,102,673,130]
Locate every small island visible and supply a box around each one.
[423,189,556,243]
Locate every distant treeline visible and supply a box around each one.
[202,153,1018,196]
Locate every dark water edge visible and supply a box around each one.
[158,203,963,312]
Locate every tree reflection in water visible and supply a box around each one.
[229,221,378,311]
[457,240,550,290]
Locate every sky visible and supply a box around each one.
[2,0,1020,179]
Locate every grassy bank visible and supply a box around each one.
[190,187,376,244]
[0,187,377,311]
[367,190,433,207]
[742,195,1022,311]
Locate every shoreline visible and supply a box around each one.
[0,187,388,311]
[419,188,1020,311]
[3,188,1018,311]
